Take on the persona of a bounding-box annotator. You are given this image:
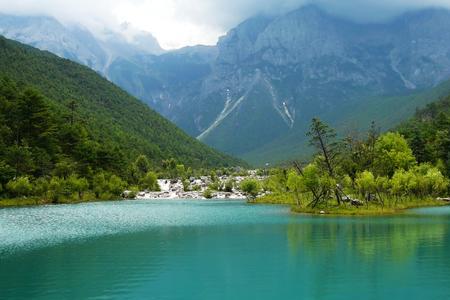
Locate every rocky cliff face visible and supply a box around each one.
[3,7,450,164]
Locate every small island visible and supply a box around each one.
[254,118,450,215]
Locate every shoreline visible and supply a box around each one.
[255,194,450,216]
[291,200,450,216]
[2,195,449,217]
[0,195,248,209]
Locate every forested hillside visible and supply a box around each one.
[0,36,241,169]
[0,36,243,203]
[399,95,450,176]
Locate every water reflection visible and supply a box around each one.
[287,216,448,261]
[1,202,449,300]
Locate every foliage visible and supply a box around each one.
[224,180,234,193]
[286,171,304,206]
[203,189,214,199]
[399,95,450,176]
[208,181,221,191]
[182,179,191,192]
[108,175,127,196]
[373,132,416,177]
[355,171,376,199]
[262,118,450,212]
[66,175,89,199]
[134,155,151,178]
[240,179,261,201]
[139,171,160,191]
[307,118,341,177]
[264,168,288,193]
[6,177,32,197]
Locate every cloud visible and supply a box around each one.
[0,0,449,49]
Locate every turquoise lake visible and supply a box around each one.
[1,200,450,299]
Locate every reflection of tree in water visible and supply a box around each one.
[286,216,448,262]
[285,216,449,298]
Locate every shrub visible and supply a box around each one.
[203,188,214,199]
[33,177,49,197]
[48,177,65,202]
[224,180,234,193]
[93,173,108,198]
[67,175,89,199]
[108,175,127,196]
[355,171,376,200]
[240,179,261,201]
[182,179,191,192]
[374,132,416,176]
[139,171,159,191]
[208,181,221,191]
[6,177,33,197]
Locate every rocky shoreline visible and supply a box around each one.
[135,191,246,200]
[126,173,267,200]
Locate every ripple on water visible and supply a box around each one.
[0,200,288,255]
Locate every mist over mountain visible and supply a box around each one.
[0,14,164,74]
[3,5,450,165]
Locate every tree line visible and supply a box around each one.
[0,78,231,203]
[261,118,449,210]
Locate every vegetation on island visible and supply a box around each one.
[257,115,450,215]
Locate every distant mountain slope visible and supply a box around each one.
[242,78,450,165]
[0,36,243,168]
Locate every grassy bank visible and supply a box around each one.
[256,193,450,216]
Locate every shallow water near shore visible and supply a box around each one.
[1,200,450,299]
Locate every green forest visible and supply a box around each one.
[257,103,450,214]
[0,36,244,205]
[0,36,242,168]
[0,77,232,204]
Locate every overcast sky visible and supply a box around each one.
[0,0,450,49]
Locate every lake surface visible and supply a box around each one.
[1,200,450,300]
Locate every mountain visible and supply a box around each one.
[4,7,450,165]
[121,6,450,165]
[0,35,243,169]
[0,14,164,74]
